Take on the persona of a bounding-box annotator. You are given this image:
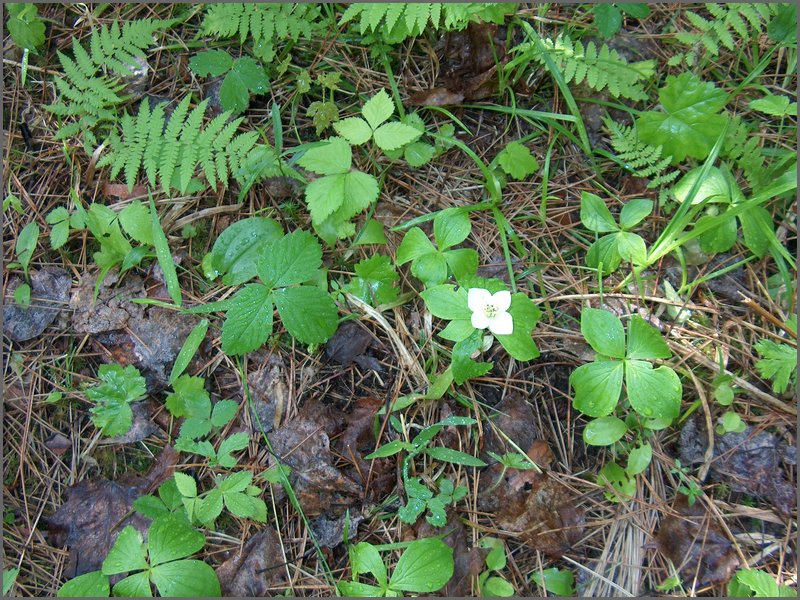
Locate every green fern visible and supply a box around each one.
[669,4,779,67]
[605,118,680,202]
[202,4,323,62]
[339,3,515,44]
[45,19,168,149]
[97,96,260,194]
[516,34,655,101]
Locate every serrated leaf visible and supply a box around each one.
[404,141,435,167]
[361,89,394,129]
[373,121,423,152]
[257,230,322,289]
[625,360,682,420]
[754,339,797,394]
[148,514,205,566]
[333,117,373,145]
[189,50,233,77]
[210,400,239,427]
[102,526,149,575]
[346,254,400,306]
[219,58,269,113]
[211,217,284,285]
[174,472,197,498]
[749,94,794,117]
[298,137,351,175]
[570,360,624,417]
[273,285,338,344]
[221,284,273,355]
[496,141,539,180]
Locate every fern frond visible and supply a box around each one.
[99,97,261,195]
[518,34,654,101]
[202,4,321,45]
[723,117,766,189]
[340,3,514,44]
[670,4,778,67]
[605,119,681,198]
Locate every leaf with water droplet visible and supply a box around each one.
[625,360,681,420]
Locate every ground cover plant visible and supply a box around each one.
[3,3,797,597]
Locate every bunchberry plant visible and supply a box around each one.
[338,538,454,596]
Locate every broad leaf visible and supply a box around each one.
[273,285,338,344]
[373,122,423,152]
[350,542,388,588]
[582,416,627,446]
[347,254,400,306]
[581,308,625,358]
[570,360,624,417]
[420,285,471,320]
[389,538,454,593]
[210,217,283,285]
[411,251,448,286]
[580,192,618,233]
[221,284,273,355]
[333,117,373,145]
[189,50,233,77]
[396,227,436,264]
[298,137,352,175]
[615,232,647,265]
[626,442,653,475]
[150,560,221,597]
[452,329,492,385]
[148,514,205,566]
[58,571,110,598]
[496,294,541,361]
[362,89,394,130]
[444,248,479,281]
[102,526,148,575]
[257,230,322,289]
[626,315,670,359]
[112,571,151,598]
[119,201,154,245]
[618,199,653,229]
[625,360,682,420]
[496,141,539,180]
[586,234,623,275]
[433,208,471,250]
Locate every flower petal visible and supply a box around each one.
[471,311,490,330]
[468,288,491,313]
[488,311,513,335]
[492,290,511,311]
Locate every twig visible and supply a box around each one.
[685,369,715,482]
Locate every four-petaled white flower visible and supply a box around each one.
[468,288,513,335]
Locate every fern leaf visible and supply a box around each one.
[177,100,209,193]
[159,95,191,192]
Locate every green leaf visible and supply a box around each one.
[174,472,198,498]
[530,567,575,596]
[425,446,486,467]
[404,142,436,167]
[257,230,322,289]
[626,315,670,359]
[444,248,478,281]
[479,538,506,571]
[767,3,797,44]
[365,439,413,459]
[420,285,471,320]
[594,3,622,38]
[210,400,239,428]
[570,360,624,417]
[496,141,539,180]
[87,364,147,437]
[373,122,423,152]
[149,197,182,306]
[452,329,492,385]
[625,360,682,420]
[169,319,209,384]
[717,410,746,435]
[411,251,448,286]
[119,201,154,245]
[672,166,737,206]
[580,192,618,233]
[350,542,388,589]
[433,208,471,250]
[224,491,266,521]
[496,293,542,361]
[194,489,224,524]
[582,416,627,446]
[749,94,795,117]
[102,526,149,575]
[438,319,475,342]
[210,217,283,285]
[616,232,647,264]
[697,214,738,254]
[636,73,728,163]
[273,285,338,344]
[150,560,221,597]
[626,442,652,475]
[338,581,386,597]
[361,89,394,130]
[754,339,797,394]
[13,283,30,307]
[581,308,626,358]
[112,571,151,598]
[731,568,795,598]
[389,538,454,593]
[355,218,388,245]
[619,3,650,18]
[333,117,373,145]
[619,199,653,230]
[215,431,249,467]
[396,227,436,264]
[148,514,205,566]
[58,571,110,598]
[398,497,427,524]
[219,58,269,113]
[298,137,352,175]
[47,208,71,250]
[586,235,623,275]
[739,205,774,258]
[133,495,168,519]
[6,4,45,52]
[484,576,515,597]
[189,50,233,77]
[346,254,400,307]
[166,375,209,421]
[221,284,273,355]
[15,222,39,276]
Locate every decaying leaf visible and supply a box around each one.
[268,400,363,519]
[247,354,289,434]
[478,399,584,556]
[216,527,287,596]
[655,495,741,588]
[339,396,395,501]
[4,267,72,342]
[680,416,796,517]
[325,321,383,373]
[408,22,507,105]
[309,505,369,548]
[45,446,179,577]
[71,271,199,389]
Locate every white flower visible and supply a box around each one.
[468,288,513,335]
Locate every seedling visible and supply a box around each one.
[754,316,797,395]
[530,567,576,596]
[333,89,422,153]
[86,364,147,437]
[338,538,454,596]
[366,416,484,527]
[166,375,238,442]
[344,254,400,308]
[477,537,515,596]
[174,471,267,527]
[57,515,221,597]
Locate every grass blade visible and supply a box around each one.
[149,193,182,307]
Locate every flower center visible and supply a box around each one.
[484,303,499,319]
